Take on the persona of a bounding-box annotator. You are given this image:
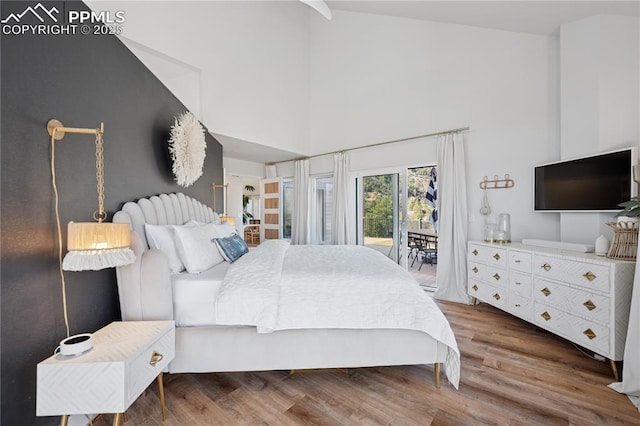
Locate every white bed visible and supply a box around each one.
[114,193,460,388]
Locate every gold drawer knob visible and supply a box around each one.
[541,311,551,321]
[149,351,164,366]
[583,328,596,340]
[493,293,501,301]
[493,273,501,281]
[541,263,551,271]
[583,300,596,311]
[493,253,501,261]
[472,284,478,291]
[541,287,551,297]
[583,271,596,282]
[472,266,479,274]
[472,249,478,256]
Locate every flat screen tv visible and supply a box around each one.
[534,148,637,212]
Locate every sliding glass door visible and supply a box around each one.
[357,172,404,265]
[407,166,437,233]
[356,164,437,279]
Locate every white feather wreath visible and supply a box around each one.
[168,111,207,187]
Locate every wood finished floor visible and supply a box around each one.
[94,302,640,425]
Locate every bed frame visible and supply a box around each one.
[113,193,448,387]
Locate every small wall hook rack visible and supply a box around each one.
[480,174,515,190]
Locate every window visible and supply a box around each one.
[311,176,333,244]
[282,178,293,239]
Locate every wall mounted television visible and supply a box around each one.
[534,148,637,212]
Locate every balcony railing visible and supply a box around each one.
[363,217,434,238]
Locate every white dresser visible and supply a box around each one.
[37,321,175,425]
[468,241,635,376]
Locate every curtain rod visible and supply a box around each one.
[267,126,470,165]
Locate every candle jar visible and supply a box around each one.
[484,223,497,243]
[496,213,511,243]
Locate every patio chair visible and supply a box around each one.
[411,234,438,270]
[408,232,421,259]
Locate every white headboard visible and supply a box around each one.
[113,192,217,249]
[112,192,218,321]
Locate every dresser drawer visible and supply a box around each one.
[508,271,532,297]
[533,279,609,325]
[467,241,635,362]
[509,250,532,273]
[468,244,508,268]
[533,254,610,292]
[469,261,507,287]
[504,293,532,321]
[127,326,175,403]
[468,279,507,309]
[534,302,609,356]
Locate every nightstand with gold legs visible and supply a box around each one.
[37,321,175,425]
[59,372,166,426]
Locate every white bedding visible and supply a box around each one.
[172,261,230,326]
[215,240,460,388]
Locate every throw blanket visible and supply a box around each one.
[215,240,460,388]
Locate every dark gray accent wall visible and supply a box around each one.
[1,2,223,423]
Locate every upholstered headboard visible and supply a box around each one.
[112,192,218,321]
[113,192,218,249]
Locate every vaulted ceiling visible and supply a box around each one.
[327,1,639,35]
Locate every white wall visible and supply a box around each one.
[560,16,640,244]
[93,3,628,245]
[88,0,311,154]
[120,37,204,119]
[307,10,561,242]
[223,157,265,178]
[225,175,244,226]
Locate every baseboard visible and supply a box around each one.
[521,239,595,253]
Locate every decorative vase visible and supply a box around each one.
[606,221,638,260]
[595,235,610,256]
[496,213,511,243]
[484,222,497,243]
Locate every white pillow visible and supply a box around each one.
[174,222,225,273]
[144,224,184,274]
[214,222,237,238]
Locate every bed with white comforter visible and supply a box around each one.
[114,193,460,389]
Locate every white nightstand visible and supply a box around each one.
[37,321,175,425]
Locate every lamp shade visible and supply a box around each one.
[62,222,135,271]
[220,216,236,226]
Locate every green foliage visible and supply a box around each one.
[617,196,640,217]
[364,175,394,237]
[407,166,432,198]
[362,167,436,237]
[406,166,435,231]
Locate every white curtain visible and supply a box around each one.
[331,152,353,245]
[265,165,277,178]
[609,250,640,411]
[434,133,473,304]
[291,159,310,245]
